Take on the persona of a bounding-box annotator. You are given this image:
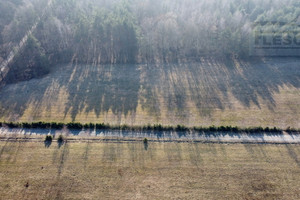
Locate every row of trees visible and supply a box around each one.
[73,2,138,64]
[2,121,296,133]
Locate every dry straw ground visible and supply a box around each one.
[0,139,300,199]
[0,58,299,128]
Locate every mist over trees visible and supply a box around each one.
[0,0,299,81]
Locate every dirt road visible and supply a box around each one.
[1,127,299,144]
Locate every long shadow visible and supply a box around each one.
[11,141,22,163]
[47,141,69,200]
[63,63,141,122]
[0,57,299,125]
[144,141,149,151]
[44,140,52,148]
[0,139,9,160]
[140,57,300,124]
[102,142,117,162]
[82,141,90,169]
[0,62,141,122]
[0,61,79,121]
[0,77,51,121]
[139,64,162,121]
[226,57,300,109]
[1,139,18,163]
[126,142,137,163]
[285,144,300,168]
[185,60,226,116]
[57,141,69,177]
[0,139,24,164]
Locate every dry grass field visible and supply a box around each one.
[0,57,299,128]
[0,139,300,199]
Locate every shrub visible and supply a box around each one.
[6,122,19,128]
[232,126,239,132]
[120,124,130,130]
[209,126,217,132]
[67,122,83,129]
[143,138,148,144]
[22,122,31,128]
[89,123,95,129]
[96,123,106,129]
[271,127,281,133]
[176,125,188,131]
[57,135,64,143]
[44,135,52,142]
[51,122,64,129]
[286,127,298,133]
[144,124,152,130]
[153,124,163,131]
[83,123,90,129]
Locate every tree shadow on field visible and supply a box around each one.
[46,141,69,199]
[0,140,9,160]
[140,57,300,124]
[0,75,52,121]
[187,143,203,167]
[63,63,141,123]
[0,62,141,123]
[0,57,299,124]
[0,139,23,164]
[82,141,90,169]
[44,140,52,148]
[57,137,64,149]
[285,144,300,168]
[144,141,148,151]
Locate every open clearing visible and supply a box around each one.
[0,139,300,199]
[0,58,299,128]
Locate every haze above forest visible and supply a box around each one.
[0,0,300,82]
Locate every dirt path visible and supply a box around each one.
[0,127,299,144]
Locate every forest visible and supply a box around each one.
[0,0,300,82]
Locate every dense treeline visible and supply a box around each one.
[0,121,299,134]
[0,0,300,81]
[0,0,48,61]
[5,35,50,83]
